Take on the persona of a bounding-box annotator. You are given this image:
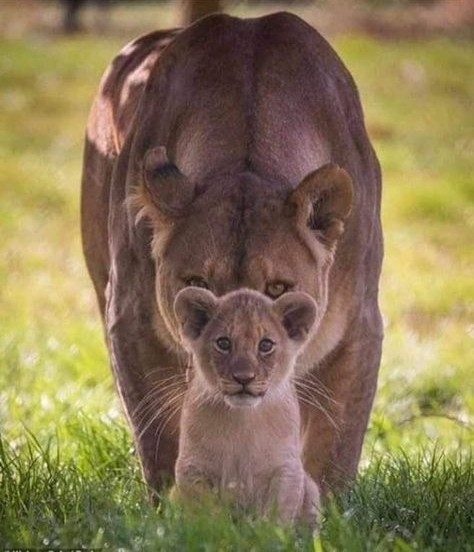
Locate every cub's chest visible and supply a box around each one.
[190,419,296,489]
[179,392,301,498]
[204,440,289,508]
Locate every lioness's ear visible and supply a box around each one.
[136,146,196,223]
[174,288,218,341]
[273,292,317,343]
[289,163,353,246]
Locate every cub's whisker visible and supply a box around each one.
[295,385,340,432]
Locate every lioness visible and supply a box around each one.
[174,287,320,523]
[81,12,383,495]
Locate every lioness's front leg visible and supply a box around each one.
[301,310,383,493]
[106,258,183,493]
[110,359,182,494]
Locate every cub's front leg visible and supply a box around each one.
[268,465,306,522]
[174,463,215,502]
[302,473,320,528]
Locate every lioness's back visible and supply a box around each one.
[134,12,370,184]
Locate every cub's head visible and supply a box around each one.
[174,288,318,408]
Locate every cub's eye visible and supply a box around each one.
[265,282,289,299]
[258,338,275,355]
[215,337,232,353]
[185,277,208,289]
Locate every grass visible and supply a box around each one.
[0,1,473,550]
[0,420,472,550]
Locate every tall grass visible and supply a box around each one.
[0,420,472,550]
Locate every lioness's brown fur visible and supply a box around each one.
[174,288,319,523]
[81,12,383,495]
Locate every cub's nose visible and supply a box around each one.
[232,371,256,386]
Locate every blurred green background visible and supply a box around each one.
[0,0,472,549]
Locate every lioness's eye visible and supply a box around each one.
[185,277,209,289]
[265,282,289,299]
[258,338,275,354]
[216,337,232,353]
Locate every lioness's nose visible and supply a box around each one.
[232,371,256,385]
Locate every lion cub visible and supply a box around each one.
[173,287,320,524]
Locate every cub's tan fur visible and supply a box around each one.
[174,288,320,523]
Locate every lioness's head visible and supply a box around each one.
[134,147,352,352]
[174,288,317,408]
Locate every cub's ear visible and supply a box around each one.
[289,163,353,246]
[133,146,196,223]
[273,292,318,343]
[174,288,218,341]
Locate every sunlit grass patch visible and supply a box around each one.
[0,419,144,550]
[326,450,474,552]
